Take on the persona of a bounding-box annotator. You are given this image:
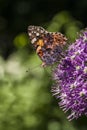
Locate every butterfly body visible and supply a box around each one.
[28,25,67,66]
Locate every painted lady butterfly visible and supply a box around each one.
[28,25,67,67]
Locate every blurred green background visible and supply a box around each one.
[0,0,87,130]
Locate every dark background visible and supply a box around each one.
[0,0,87,130]
[0,0,86,59]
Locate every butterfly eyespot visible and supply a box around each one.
[28,25,67,66]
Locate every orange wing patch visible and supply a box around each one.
[36,39,44,46]
[53,33,67,47]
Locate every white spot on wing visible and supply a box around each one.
[36,33,39,36]
[29,33,31,36]
[31,38,37,44]
[40,30,44,33]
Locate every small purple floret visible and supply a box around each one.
[52,29,87,120]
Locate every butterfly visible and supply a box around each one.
[28,25,67,67]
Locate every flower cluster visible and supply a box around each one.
[52,29,87,120]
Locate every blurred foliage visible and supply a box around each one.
[0,51,77,130]
[0,0,87,129]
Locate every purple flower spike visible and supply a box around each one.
[52,29,87,121]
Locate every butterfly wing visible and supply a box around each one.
[28,26,67,66]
